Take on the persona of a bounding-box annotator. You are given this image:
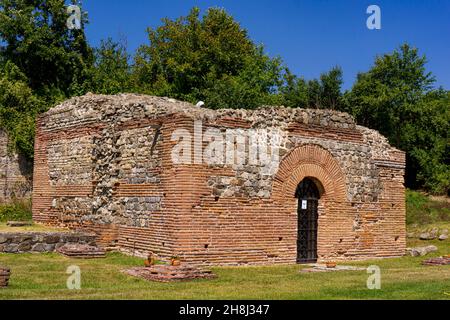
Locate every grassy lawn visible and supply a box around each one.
[0,223,68,233]
[406,190,450,226]
[0,191,448,300]
[0,237,448,300]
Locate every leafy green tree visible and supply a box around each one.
[344,44,434,144]
[402,90,450,194]
[281,66,343,109]
[319,66,343,110]
[279,70,309,108]
[307,79,322,109]
[344,44,448,194]
[90,38,133,94]
[201,46,284,109]
[134,7,284,108]
[0,61,44,158]
[0,0,93,97]
[0,0,94,159]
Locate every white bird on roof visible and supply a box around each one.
[196,101,205,108]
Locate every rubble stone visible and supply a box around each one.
[56,243,105,258]
[123,265,216,282]
[422,257,450,266]
[0,232,96,253]
[0,266,11,287]
[407,245,438,257]
[419,233,436,240]
[0,130,32,203]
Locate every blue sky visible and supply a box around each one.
[81,0,450,90]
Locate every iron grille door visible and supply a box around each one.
[296,178,319,263]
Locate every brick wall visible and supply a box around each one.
[32,94,406,265]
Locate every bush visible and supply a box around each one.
[406,189,450,225]
[0,199,32,222]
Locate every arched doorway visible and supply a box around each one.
[295,178,320,263]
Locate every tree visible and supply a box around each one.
[319,66,343,110]
[281,66,343,110]
[0,61,44,158]
[344,44,434,143]
[279,69,309,108]
[0,0,94,158]
[90,38,133,95]
[0,0,93,98]
[133,7,284,108]
[344,44,448,194]
[401,90,450,194]
[307,79,322,109]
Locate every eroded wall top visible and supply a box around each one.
[41,93,401,157]
[39,93,405,204]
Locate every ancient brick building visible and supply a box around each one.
[32,93,406,265]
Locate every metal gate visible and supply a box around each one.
[295,178,319,263]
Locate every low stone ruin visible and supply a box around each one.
[300,264,366,273]
[0,266,10,288]
[422,257,450,266]
[56,243,106,259]
[123,265,217,282]
[0,232,96,253]
[6,221,33,227]
[417,227,448,241]
[407,245,438,257]
[438,234,448,241]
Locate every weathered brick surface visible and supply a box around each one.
[32,94,406,265]
[0,130,32,202]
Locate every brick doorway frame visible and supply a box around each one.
[295,177,321,263]
[272,144,347,261]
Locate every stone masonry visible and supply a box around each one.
[0,130,32,202]
[32,93,406,265]
[0,232,96,253]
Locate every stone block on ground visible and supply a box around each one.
[422,257,450,266]
[300,264,366,273]
[419,232,436,240]
[0,266,11,288]
[407,245,438,257]
[6,221,32,227]
[56,243,105,259]
[123,265,217,282]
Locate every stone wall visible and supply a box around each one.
[0,130,32,203]
[32,93,406,265]
[0,232,96,253]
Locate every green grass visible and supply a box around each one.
[0,237,449,300]
[0,199,32,223]
[406,189,450,225]
[0,222,68,233]
[0,192,448,300]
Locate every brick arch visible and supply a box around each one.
[272,144,347,202]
